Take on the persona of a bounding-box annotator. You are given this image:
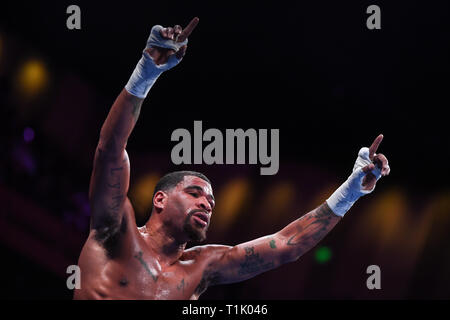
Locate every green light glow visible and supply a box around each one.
[315,246,332,264]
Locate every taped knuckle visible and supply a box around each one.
[151,24,163,35]
[147,24,188,51]
[358,147,370,160]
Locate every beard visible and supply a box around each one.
[183,210,208,242]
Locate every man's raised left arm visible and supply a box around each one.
[200,135,390,287]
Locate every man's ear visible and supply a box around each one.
[153,191,168,213]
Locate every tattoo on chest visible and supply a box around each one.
[238,246,274,276]
[133,251,158,282]
[177,278,185,294]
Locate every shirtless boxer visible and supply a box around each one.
[74,17,390,299]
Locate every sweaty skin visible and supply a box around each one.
[76,171,222,300]
[76,168,340,299]
[75,181,219,300]
[74,18,389,300]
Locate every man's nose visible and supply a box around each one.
[198,199,212,213]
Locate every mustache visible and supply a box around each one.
[188,209,209,216]
[187,209,210,227]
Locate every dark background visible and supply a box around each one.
[0,0,449,299]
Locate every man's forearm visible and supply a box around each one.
[96,20,191,154]
[98,89,144,154]
[278,202,341,260]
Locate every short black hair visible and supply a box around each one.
[149,170,211,214]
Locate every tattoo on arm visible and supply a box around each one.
[237,246,275,276]
[133,251,158,282]
[269,239,277,249]
[107,167,124,214]
[286,202,337,247]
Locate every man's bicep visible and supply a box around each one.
[88,146,131,232]
[208,234,291,286]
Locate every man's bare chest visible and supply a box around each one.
[107,249,206,299]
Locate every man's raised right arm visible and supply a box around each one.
[88,18,199,237]
[88,89,142,235]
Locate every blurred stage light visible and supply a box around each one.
[363,188,407,247]
[421,191,450,243]
[213,178,250,232]
[315,246,332,264]
[16,59,48,99]
[11,143,36,175]
[23,127,35,143]
[428,191,450,227]
[130,173,160,220]
[259,181,295,225]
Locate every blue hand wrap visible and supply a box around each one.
[124,25,185,98]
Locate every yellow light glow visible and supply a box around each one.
[422,191,450,240]
[259,181,296,225]
[428,191,450,225]
[362,187,407,247]
[16,59,48,98]
[351,188,444,280]
[213,178,251,232]
[130,173,160,219]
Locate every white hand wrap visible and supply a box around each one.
[147,25,188,51]
[326,147,382,217]
[125,26,184,99]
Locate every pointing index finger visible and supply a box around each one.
[177,17,199,42]
[369,134,383,160]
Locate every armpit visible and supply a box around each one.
[93,214,128,259]
[194,269,223,296]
